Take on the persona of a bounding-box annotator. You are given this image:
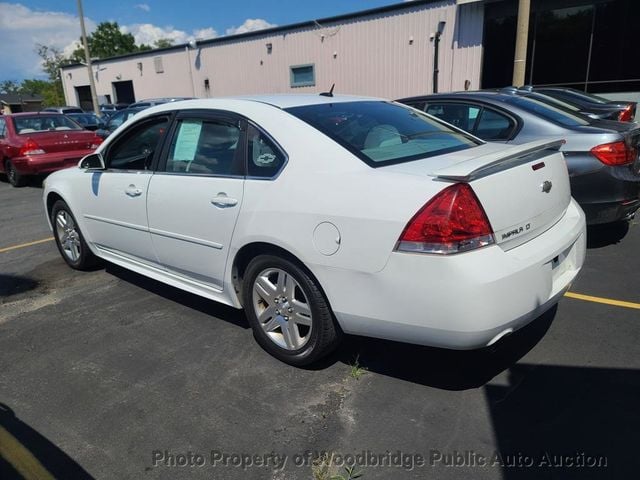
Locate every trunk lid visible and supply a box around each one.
[387,139,572,250]
[23,130,98,154]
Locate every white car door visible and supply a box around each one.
[146,112,247,290]
[81,115,171,265]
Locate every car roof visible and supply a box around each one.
[5,111,66,117]
[140,94,380,112]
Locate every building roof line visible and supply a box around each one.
[61,0,446,69]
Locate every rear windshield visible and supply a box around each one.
[286,101,480,167]
[14,115,83,134]
[502,96,590,127]
[542,88,610,105]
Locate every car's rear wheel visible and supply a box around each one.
[51,200,99,270]
[6,160,26,187]
[243,255,341,366]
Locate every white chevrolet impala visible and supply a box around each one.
[43,95,586,365]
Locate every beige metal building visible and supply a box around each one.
[60,0,484,109]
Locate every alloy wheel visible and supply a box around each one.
[251,268,313,350]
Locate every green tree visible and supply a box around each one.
[35,44,72,106]
[154,38,174,49]
[71,22,140,60]
[0,80,21,94]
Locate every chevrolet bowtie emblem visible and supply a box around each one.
[541,180,553,193]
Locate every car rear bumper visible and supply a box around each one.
[567,157,640,224]
[317,199,586,350]
[11,150,94,175]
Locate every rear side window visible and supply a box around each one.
[286,101,480,167]
[0,118,6,138]
[475,109,514,140]
[247,125,286,178]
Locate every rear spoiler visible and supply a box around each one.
[431,139,565,182]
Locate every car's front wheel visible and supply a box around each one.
[243,255,341,366]
[51,200,99,270]
[6,160,26,187]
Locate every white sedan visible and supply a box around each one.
[43,95,586,365]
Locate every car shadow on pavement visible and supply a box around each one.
[326,306,556,391]
[105,263,250,330]
[0,274,39,299]
[0,403,94,479]
[485,363,640,478]
[586,221,630,249]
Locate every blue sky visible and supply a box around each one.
[0,0,404,82]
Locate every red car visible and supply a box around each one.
[0,112,103,187]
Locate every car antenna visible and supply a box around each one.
[319,84,335,98]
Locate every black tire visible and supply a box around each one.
[242,254,341,366]
[6,160,26,187]
[51,200,99,270]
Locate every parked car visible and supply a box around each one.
[398,91,640,225]
[42,106,84,115]
[99,103,128,116]
[66,113,106,131]
[43,95,586,365]
[128,97,195,108]
[96,107,146,139]
[0,113,103,187]
[518,86,637,123]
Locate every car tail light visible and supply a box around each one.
[618,105,634,122]
[89,135,103,149]
[396,183,495,254]
[19,138,45,156]
[590,141,636,166]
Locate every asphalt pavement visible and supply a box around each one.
[1,178,639,480]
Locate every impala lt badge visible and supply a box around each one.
[541,180,553,193]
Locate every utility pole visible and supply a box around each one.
[512,0,531,87]
[77,0,100,115]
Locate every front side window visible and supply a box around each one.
[106,117,169,170]
[165,119,242,176]
[286,101,480,167]
[0,118,6,138]
[14,115,83,134]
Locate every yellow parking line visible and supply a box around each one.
[0,237,54,254]
[0,425,55,480]
[565,292,640,310]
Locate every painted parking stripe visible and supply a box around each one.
[565,292,640,310]
[0,426,55,480]
[0,237,53,254]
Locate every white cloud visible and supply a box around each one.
[135,3,151,12]
[0,3,95,80]
[122,23,218,46]
[225,18,276,36]
[193,27,217,41]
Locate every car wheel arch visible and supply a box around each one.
[231,242,337,322]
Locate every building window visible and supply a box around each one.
[154,57,164,74]
[290,64,315,88]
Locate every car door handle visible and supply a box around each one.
[211,193,238,208]
[125,185,143,197]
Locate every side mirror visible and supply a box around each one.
[79,152,106,170]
